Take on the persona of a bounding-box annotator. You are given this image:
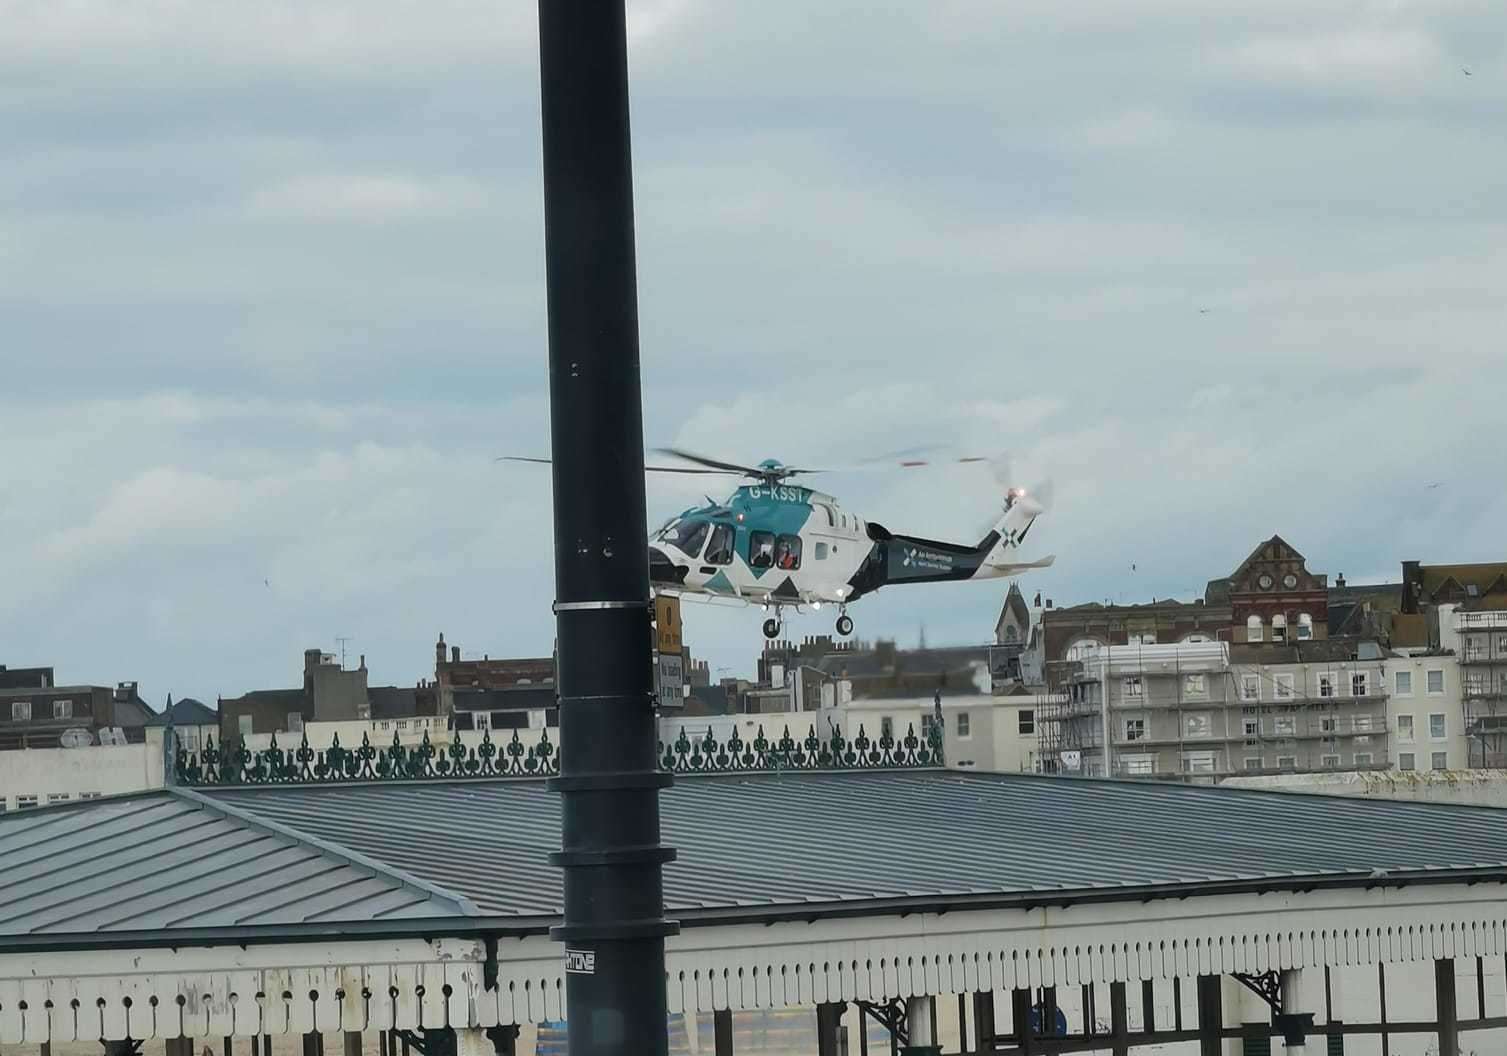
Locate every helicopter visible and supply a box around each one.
[503,447,1054,640]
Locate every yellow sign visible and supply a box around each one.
[654,594,682,655]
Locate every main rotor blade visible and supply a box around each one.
[652,447,766,476]
[497,455,735,475]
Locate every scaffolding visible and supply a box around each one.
[1459,611,1507,767]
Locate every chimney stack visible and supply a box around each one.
[452,646,461,664]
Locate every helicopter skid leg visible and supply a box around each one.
[835,608,854,638]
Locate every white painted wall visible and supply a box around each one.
[0,732,167,811]
[1386,653,1467,772]
[1223,767,1507,807]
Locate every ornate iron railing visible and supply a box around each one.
[172,721,944,786]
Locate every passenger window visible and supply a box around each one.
[705,524,735,565]
[814,542,829,561]
[774,534,802,570]
[750,531,776,569]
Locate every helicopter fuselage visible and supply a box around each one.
[648,483,1048,616]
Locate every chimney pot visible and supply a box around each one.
[452,646,461,663]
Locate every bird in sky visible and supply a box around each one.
[1462,66,1473,76]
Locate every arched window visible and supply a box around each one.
[1067,638,1101,662]
[1297,613,1314,640]
[1247,615,1264,643]
[1272,613,1288,643]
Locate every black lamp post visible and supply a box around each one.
[536,3,677,1056]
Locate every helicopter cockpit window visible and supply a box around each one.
[749,530,776,569]
[669,520,710,557]
[705,524,735,565]
[774,534,802,570]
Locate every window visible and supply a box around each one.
[10,701,31,722]
[1320,717,1336,733]
[956,712,971,739]
[287,712,304,733]
[773,534,802,571]
[1429,713,1446,739]
[1244,757,1262,771]
[1067,639,1101,662]
[1272,614,1287,643]
[1426,669,1445,695]
[1019,710,1035,735]
[1399,753,1415,772]
[1318,673,1336,699]
[52,699,73,719]
[1355,753,1373,766]
[16,795,38,810]
[749,530,775,569]
[238,714,254,737]
[1122,755,1155,776]
[1181,752,1217,773]
[669,519,710,557]
[1354,714,1374,732]
[704,524,734,565]
[1247,615,1264,643]
[1184,713,1211,738]
[1124,718,1146,742]
[881,717,894,741]
[1395,670,1413,696]
[1123,676,1143,699]
[1351,672,1368,698]
[1184,674,1207,698]
[1241,674,1261,702]
[813,541,829,561]
[47,793,70,804]
[1321,754,1340,768]
[1297,613,1314,640]
[1274,674,1295,700]
[1277,756,1297,769]
[1395,714,1415,742]
[1274,715,1296,736]
[1431,751,1448,771]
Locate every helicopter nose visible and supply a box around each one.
[649,545,688,585]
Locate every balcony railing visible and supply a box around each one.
[1458,612,1507,631]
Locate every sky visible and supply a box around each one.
[1,0,1504,706]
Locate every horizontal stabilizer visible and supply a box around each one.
[985,554,1056,574]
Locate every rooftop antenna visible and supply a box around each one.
[335,636,353,670]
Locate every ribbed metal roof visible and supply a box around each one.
[211,770,1507,917]
[5,769,1507,948]
[0,789,471,940]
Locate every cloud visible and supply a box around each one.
[2,0,1504,698]
[1218,29,1444,86]
[246,174,486,221]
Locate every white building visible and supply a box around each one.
[1384,651,1467,773]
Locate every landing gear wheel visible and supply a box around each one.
[762,617,781,640]
[836,614,854,637]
